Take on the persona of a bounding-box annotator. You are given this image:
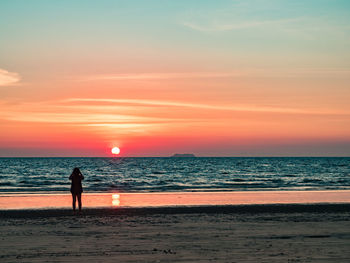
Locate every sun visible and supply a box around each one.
[111,147,120,155]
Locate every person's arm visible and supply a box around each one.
[80,173,84,180]
[69,174,73,180]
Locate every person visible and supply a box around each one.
[69,167,84,212]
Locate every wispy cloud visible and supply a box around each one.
[1,97,348,133]
[63,98,349,116]
[1,97,349,141]
[0,99,204,136]
[179,0,350,37]
[77,72,245,81]
[76,68,350,83]
[0,99,201,133]
[0,68,21,86]
[2,112,172,124]
[182,17,301,32]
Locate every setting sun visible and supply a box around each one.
[111,147,120,155]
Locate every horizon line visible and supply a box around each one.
[0,156,349,158]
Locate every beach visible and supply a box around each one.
[1,192,350,262]
[2,0,350,261]
[1,205,350,262]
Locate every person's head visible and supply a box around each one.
[72,167,81,176]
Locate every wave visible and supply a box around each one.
[0,157,349,193]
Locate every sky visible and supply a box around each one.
[0,0,350,157]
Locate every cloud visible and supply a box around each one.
[1,97,349,140]
[182,18,301,32]
[77,72,245,81]
[0,68,21,86]
[0,100,202,136]
[1,111,190,124]
[1,97,348,134]
[75,67,350,83]
[63,98,349,116]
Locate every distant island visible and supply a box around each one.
[170,153,196,157]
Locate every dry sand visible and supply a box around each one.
[1,204,350,262]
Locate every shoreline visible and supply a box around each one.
[2,189,350,195]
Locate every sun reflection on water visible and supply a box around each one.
[112,194,120,206]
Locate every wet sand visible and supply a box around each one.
[1,190,350,210]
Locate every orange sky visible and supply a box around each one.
[0,0,350,156]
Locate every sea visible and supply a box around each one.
[0,157,349,193]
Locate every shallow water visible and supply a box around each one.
[0,157,349,193]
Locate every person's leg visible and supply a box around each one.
[72,193,76,211]
[77,193,82,212]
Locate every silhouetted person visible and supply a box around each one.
[69,167,84,212]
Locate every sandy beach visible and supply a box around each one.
[1,203,350,262]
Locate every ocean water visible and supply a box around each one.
[0,157,349,193]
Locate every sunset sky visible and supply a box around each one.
[1,0,350,157]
